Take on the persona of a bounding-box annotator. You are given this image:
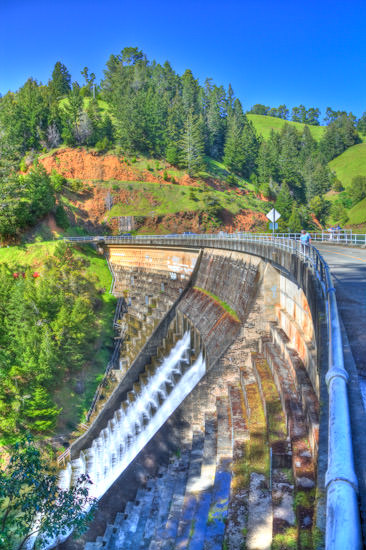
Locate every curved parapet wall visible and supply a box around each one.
[108,245,199,294]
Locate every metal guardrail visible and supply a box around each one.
[65,230,366,246]
[65,232,362,549]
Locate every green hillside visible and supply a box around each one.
[247,114,326,141]
[346,197,366,225]
[104,180,264,220]
[0,241,115,440]
[328,143,366,188]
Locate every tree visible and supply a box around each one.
[349,175,366,204]
[62,82,83,145]
[309,195,330,225]
[0,437,95,550]
[306,107,320,126]
[179,111,205,175]
[223,99,260,177]
[203,80,227,159]
[330,202,348,225]
[249,104,269,115]
[49,61,71,98]
[304,158,332,201]
[288,205,302,232]
[277,105,289,120]
[320,114,361,161]
[357,112,366,135]
[257,131,280,184]
[275,183,294,223]
[80,67,96,97]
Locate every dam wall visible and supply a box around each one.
[60,241,326,550]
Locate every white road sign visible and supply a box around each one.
[266,208,281,223]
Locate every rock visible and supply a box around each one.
[297,476,315,488]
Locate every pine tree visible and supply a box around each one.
[179,112,205,175]
[203,81,227,159]
[288,205,302,232]
[275,182,294,222]
[49,61,71,98]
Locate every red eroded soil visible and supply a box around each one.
[222,209,268,232]
[38,148,200,187]
[310,213,323,230]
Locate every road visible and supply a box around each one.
[316,243,366,384]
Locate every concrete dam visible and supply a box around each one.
[59,236,339,550]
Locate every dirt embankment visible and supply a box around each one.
[36,148,268,235]
[39,148,198,187]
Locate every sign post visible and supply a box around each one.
[266,208,281,237]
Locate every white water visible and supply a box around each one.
[59,331,205,501]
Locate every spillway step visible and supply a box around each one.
[147,451,191,550]
[187,414,217,550]
[203,458,232,550]
[122,481,156,550]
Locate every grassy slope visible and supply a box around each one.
[346,197,366,225]
[247,114,326,141]
[328,143,366,188]
[0,242,116,433]
[105,180,265,219]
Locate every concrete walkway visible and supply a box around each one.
[316,243,366,542]
[316,244,366,380]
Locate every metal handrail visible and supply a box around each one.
[65,232,362,548]
[65,230,366,245]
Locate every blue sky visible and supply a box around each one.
[1,0,366,120]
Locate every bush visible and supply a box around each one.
[67,179,84,193]
[226,174,239,187]
[19,158,27,172]
[349,175,366,204]
[95,137,111,153]
[54,204,69,229]
[163,170,169,181]
[332,178,344,192]
[50,169,66,192]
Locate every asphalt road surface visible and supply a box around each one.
[315,244,366,381]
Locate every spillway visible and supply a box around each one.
[59,331,205,501]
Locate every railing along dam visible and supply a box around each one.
[62,233,361,550]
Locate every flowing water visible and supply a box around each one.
[59,331,205,501]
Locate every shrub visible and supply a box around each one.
[226,174,239,187]
[68,179,84,193]
[349,175,366,204]
[163,170,169,181]
[95,137,111,153]
[50,169,66,192]
[54,204,69,229]
[19,158,27,172]
[332,178,344,192]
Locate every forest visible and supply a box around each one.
[0,46,365,236]
[0,243,106,445]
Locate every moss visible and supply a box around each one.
[272,527,297,550]
[299,530,313,550]
[312,527,324,550]
[253,354,287,442]
[294,490,315,509]
[193,287,240,322]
